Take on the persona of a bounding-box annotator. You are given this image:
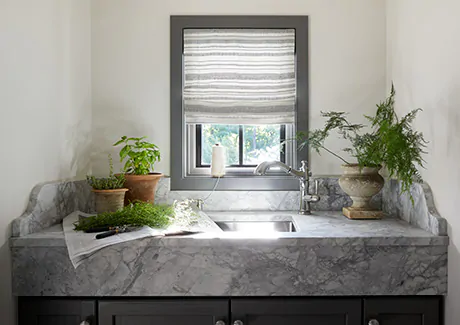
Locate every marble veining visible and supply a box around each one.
[382,179,447,236]
[12,176,377,237]
[11,180,94,237]
[10,177,448,297]
[10,211,448,248]
[155,177,382,212]
[11,237,447,296]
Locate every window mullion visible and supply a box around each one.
[280,125,286,163]
[196,124,203,167]
[238,125,244,166]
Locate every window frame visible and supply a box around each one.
[171,15,309,191]
[187,124,295,177]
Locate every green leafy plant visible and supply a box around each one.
[295,84,427,195]
[74,201,174,231]
[113,136,161,175]
[86,155,126,190]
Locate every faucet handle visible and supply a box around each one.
[314,179,319,195]
[300,160,308,171]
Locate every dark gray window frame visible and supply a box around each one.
[170,15,309,191]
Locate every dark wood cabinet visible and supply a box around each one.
[18,296,442,325]
[364,297,441,325]
[231,298,361,325]
[98,299,228,325]
[18,298,96,325]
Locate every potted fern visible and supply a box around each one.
[86,155,128,213]
[113,136,163,204]
[296,85,426,219]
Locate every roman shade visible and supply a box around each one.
[183,28,296,125]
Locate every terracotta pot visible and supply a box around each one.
[92,188,128,214]
[123,173,163,205]
[338,164,384,210]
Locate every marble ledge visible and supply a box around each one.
[10,211,449,248]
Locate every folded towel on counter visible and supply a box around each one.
[63,209,221,268]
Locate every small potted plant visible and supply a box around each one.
[295,85,426,219]
[113,136,163,204]
[87,155,128,213]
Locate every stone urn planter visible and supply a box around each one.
[338,164,384,219]
[93,188,128,214]
[123,173,163,205]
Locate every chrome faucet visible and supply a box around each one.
[254,160,320,215]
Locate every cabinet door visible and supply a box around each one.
[231,298,361,325]
[99,299,228,325]
[18,298,96,325]
[364,297,441,325]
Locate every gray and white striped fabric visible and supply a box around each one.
[183,29,296,125]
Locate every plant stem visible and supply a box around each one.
[320,145,351,165]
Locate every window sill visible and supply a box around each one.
[170,175,299,191]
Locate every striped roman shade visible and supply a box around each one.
[183,29,296,125]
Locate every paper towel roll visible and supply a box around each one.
[211,144,226,177]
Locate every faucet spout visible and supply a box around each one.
[253,161,305,179]
[254,160,320,215]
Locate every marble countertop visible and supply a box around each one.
[10,211,448,248]
[11,210,448,296]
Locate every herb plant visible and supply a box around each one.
[295,85,426,195]
[86,155,126,190]
[74,201,174,231]
[113,136,161,175]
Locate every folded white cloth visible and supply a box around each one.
[63,208,222,268]
[63,211,164,268]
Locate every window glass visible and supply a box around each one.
[199,124,284,167]
[242,125,282,165]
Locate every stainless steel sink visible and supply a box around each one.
[215,221,297,233]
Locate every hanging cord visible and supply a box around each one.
[202,176,221,202]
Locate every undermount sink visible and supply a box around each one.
[215,221,297,233]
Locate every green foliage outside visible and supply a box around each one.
[86,155,125,190]
[295,84,426,196]
[74,201,173,231]
[113,136,161,175]
[201,124,281,165]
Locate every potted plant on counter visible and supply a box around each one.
[113,136,163,204]
[295,85,426,219]
[86,155,128,214]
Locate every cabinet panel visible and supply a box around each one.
[364,297,441,325]
[18,298,96,325]
[231,298,361,325]
[99,299,228,325]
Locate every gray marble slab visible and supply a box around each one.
[10,211,448,248]
[10,211,448,296]
[11,180,94,237]
[11,239,447,296]
[156,177,382,212]
[12,176,375,237]
[382,179,447,236]
[10,177,448,297]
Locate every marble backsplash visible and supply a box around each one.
[11,176,446,237]
[11,180,94,237]
[155,177,381,211]
[382,179,447,236]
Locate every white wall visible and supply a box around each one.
[386,0,460,323]
[0,0,91,323]
[91,0,387,176]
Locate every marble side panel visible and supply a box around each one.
[382,179,447,236]
[12,239,447,296]
[11,180,94,237]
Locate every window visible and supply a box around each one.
[171,16,309,190]
[196,124,286,168]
